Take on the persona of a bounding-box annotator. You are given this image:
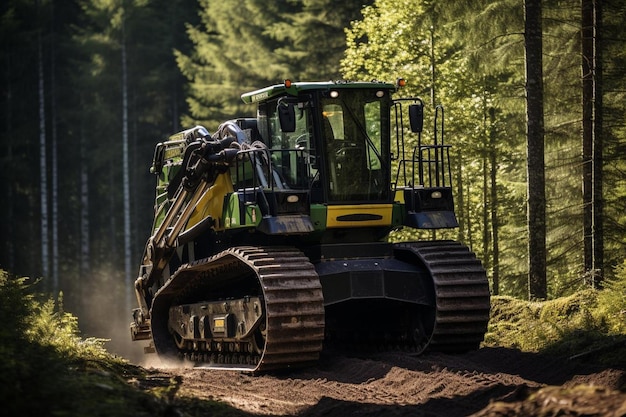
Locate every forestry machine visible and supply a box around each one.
[130,79,491,372]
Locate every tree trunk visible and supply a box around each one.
[122,16,133,310]
[80,102,90,281]
[581,0,593,276]
[482,110,490,275]
[489,107,500,295]
[51,1,59,291]
[429,25,437,107]
[38,32,49,279]
[5,51,15,272]
[524,0,547,300]
[592,0,603,285]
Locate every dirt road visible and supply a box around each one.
[146,347,626,416]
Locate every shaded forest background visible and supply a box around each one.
[1,0,624,357]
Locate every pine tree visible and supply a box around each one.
[176,0,287,128]
[1,0,54,279]
[177,0,369,129]
[268,0,372,80]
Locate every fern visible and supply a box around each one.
[595,260,626,334]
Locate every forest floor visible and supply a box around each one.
[6,273,626,416]
[135,346,626,416]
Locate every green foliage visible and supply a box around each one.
[602,3,626,279]
[176,0,286,127]
[268,0,370,80]
[177,0,368,129]
[0,269,255,416]
[342,0,433,91]
[27,292,112,360]
[0,273,111,362]
[341,0,530,297]
[341,0,626,298]
[0,270,116,415]
[595,260,626,334]
[0,272,33,397]
[0,271,136,414]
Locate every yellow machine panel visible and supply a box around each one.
[326,204,393,228]
[186,173,234,231]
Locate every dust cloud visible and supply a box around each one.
[72,266,149,365]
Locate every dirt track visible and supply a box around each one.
[147,347,626,416]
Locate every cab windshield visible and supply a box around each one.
[259,88,391,203]
[321,89,390,202]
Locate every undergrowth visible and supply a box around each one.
[484,260,626,367]
[0,270,241,417]
[0,271,148,416]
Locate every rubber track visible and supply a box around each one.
[395,241,491,353]
[151,246,325,372]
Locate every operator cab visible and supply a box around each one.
[232,79,456,238]
[250,82,393,206]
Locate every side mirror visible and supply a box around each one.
[278,103,296,132]
[409,103,424,133]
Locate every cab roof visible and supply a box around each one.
[240,80,397,104]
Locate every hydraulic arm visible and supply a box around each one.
[132,127,239,338]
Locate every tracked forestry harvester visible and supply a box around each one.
[130,79,491,372]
